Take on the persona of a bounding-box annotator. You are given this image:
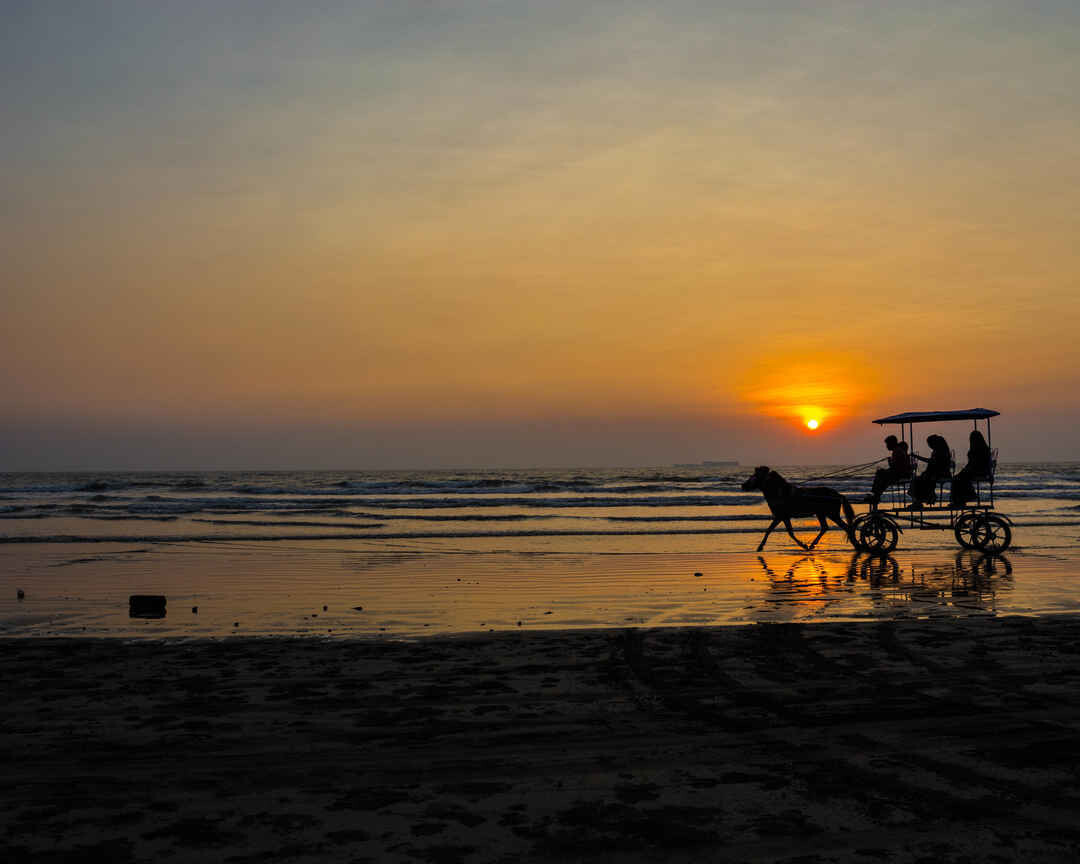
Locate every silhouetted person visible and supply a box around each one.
[909,434,952,506]
[950,430,993,506]
[865,435,912,508]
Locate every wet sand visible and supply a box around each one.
[5,616,1080,862]
[5,542,1079,638]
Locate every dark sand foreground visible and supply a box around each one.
[4,617,1080,862]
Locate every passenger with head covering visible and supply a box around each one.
[950,430,993,506]
[909,434,952,506]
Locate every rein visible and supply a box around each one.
[795,458,884,486]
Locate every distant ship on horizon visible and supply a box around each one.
[673,459,739,468]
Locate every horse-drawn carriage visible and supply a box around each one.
[743,408,1013,554]
[852,408,1011,554]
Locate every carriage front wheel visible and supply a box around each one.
[853,513,899,554]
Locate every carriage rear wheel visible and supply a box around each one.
[953,512,981,549]
[853,513,899,554]
[973,514,1012,553]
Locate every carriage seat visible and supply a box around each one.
[933,452,956,505]
[970,448,998,484]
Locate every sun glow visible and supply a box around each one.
[737,353,881,431]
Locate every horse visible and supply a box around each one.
[741,466,856,552]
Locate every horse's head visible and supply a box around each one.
[741,466,771,492]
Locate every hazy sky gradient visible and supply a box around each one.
[3,1,1079,467]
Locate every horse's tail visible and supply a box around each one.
[841,494,855,537]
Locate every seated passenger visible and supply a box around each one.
[909,434,952,506]
[950,430,993,506]
[865,435,912,508]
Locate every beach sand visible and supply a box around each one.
[4,617,1080,863]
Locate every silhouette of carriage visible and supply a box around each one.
[852,408,1012,554]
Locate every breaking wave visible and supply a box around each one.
[1,463,1076,543]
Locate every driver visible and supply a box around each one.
[864,435,912,509]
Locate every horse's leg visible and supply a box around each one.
[807,514,828,549]
[784,518,810,550]
[757,518,781,552]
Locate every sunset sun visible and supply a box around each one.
[806,419,820,430]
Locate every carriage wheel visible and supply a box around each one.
[953,512,981,549]
[854,513,898,554]
[973,514,1012,554]
[850,514,871,549]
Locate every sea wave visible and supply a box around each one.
[2,466,1078,549]
[4,493,766,516]
[4,487,1080,524]
[4,515,1078,544]
[1,465,1077,497]
[0,526,771,544]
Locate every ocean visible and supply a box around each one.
[2,464,1079,636]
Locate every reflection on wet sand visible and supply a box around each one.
[3,538,1060,637]
[891,549,1014,614]
[758,549,1014,617]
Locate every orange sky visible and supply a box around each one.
[2,2,1079,467]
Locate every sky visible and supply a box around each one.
[3,0,1079,469]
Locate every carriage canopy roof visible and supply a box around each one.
[872,409,1000,425]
